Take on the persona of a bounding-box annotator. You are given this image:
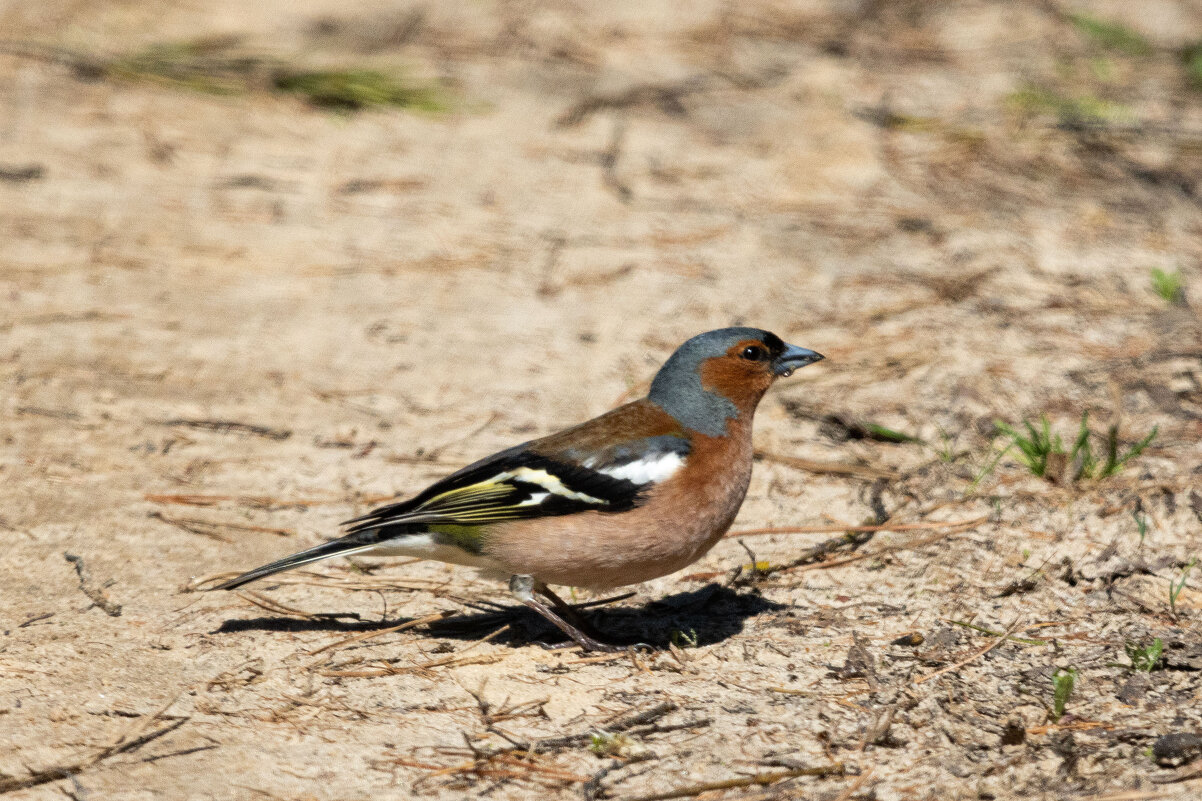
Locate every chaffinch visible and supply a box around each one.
[214,327,823,651]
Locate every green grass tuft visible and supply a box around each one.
[1133,508,1149,545]
[105,39,266,95]
[1007,85,1131,124]
[995,413,1157,483]
[1150,268,1186,304]
[1184,43,1202,88]
[101,39,447,113]
[272,70,445,112]
[995,416,1060,478]
[1068,14,1153,56]
[863,422,923,444]
[1052,667,1078,721]
[670,628,699,648]
[1125,639,1164,672]
[1170,558,1196,617]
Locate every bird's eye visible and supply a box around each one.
[740,345,766,361]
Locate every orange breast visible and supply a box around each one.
[483,417,754,589]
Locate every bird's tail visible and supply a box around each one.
[209,537,376,591]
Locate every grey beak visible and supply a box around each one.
[773,344,824,377]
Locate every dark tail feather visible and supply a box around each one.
[210,538,375,591]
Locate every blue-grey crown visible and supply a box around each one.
[648,327,777,436]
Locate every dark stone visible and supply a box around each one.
[1152,732,1202,766]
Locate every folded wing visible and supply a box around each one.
[344,434,689,535]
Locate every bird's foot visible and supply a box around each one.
[511,575,651,654]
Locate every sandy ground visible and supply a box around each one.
[2,1,1202,799]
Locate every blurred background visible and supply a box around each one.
[4,0,1199,513]
[3,1,1201,798]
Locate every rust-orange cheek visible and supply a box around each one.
[697,357,774,413]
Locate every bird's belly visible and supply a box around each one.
[370,533,510,575]
[483,464,752,590]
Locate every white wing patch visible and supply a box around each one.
[516,491,550,507]
[597,452,685,485]
[493,467,607,505]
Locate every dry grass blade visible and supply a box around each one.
[318,652,504,678]
[234,591,325,619]
[914,618,1024,684]
[391,751,591,790]
[0,695,188,794]
[489,753,592,783]
[477,701,682,757]
[618,764,846,801]
[788,528,975,574]
[157,417,292,440]
[722,522,979,585]
[318,625,511,677]
[727,516,986,538]
[63,552,123,617]
[185,568,453,593]
[307,611,454,656]
[755,449,897,480]
[1026,721,1113,735]
[387,702,691,793]
[149,511,233,542]
[831,768,875,801]
[150,511,293,539]
[144,492,393,508]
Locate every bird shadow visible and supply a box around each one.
[212,583,783,650]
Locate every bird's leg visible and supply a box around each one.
[534,581,627,646]
[509,575,623,653]
[534,582,593,628]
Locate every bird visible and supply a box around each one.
[213,327,824,651]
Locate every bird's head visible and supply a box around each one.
[648,327,824,436]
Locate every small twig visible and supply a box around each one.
[0,39,104,77]
[600,118,631,201]
[157,418,292,440]
[785,529,966,575]
[569,591,637,610]
[63,552,122,617]
[234,591,356,621]
[149,511,293,540]
[946,619,1047,646]
[319,651,504,678]
[583,759,628,800]
[148,511,232,542]
[832,767,875,801]
[320,624,511,677]
[0,698,187,794]
[914,618,1023,684]
[726,516,986,538]
[556,76,710,128]
[477,701,681,757]
[184,568,450,594]
[730,531,876,583]
[145,492,390,509]
[139,744,220,764]
[618,764,846,801]
[307,611,455,657]
[18,612,54,627]
[606,702,680,733]
[626,717,711,738]
[717,521,982,585]
[755,450,897,480]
